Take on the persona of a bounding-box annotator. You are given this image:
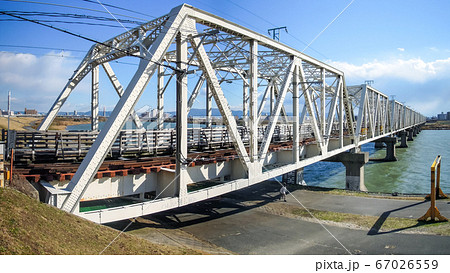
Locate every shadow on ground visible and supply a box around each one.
[368,200,431,235]
[106,180,285,232]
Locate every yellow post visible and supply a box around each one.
[435,157,447,199]
[419,155,448,222]
[0,154,4,188]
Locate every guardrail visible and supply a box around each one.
[5,124,309,163]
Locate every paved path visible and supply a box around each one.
[227,180,450,219]
[116,181,450,254]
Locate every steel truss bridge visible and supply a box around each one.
[19,4,424,223]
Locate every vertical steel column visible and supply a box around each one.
[269,85,274,114]
[206,83,212,127]
[176,31,188,204]
[292,61,299,163]
[157,65,165,130]
[355,84,367,146]
[249,40,258,163]
[321,68,326,135]
[324,77,340,147]
[243,80,249,128]
[390,100,395,132]
[339,77,344,148]
[91,65,99,131]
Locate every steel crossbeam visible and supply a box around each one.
[36,4,426,218]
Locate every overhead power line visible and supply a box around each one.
[224,0,328,59]
[0,18,137,28]
[0,10,143,28]
[0,10,181,72]
[0,44,86,52]
[0,10,143,24]
[80,0,155,19]
[0,0,148,21]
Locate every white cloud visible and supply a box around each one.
[397,48,405,52]
[0,51,89,111]
[0,51,78,92]
[330,57,450,84]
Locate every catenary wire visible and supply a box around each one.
[0,10,182,72]
[0,0,148,21]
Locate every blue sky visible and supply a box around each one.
[0,0,449,117]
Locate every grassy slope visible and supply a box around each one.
[0,116,104,131]
[0,117,41,131]
[0,187,203,255]
[422,120,450,130]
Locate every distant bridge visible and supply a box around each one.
[13,4,425,223]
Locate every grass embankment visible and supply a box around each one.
[422,120,450,130]
[0,116,105,131]
[291,185,425,200]
[0,187,203,255]
[0,117,41,131]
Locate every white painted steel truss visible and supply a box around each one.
[37,4,426,220]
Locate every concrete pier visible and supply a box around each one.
[382,137,398,161]
[326,152,369,191]
[397,131,408,148]
[282,168,306,185]
[407,129,414,141]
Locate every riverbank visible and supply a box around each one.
[0,116,105,131]
[422,120,450,130]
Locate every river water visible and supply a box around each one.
[303,130,450,194]
[68,120,449,194]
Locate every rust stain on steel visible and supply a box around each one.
[14,141,301,182]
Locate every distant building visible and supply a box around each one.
[1,109,14,116]
[151,108,158,118]
[24,108,38,115]
[437,112,447,120]
[447,112,450,120]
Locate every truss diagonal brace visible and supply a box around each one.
[60,5,188,213]
[258,58,296,161]
[102,62,144,129]
[188,34,250,171]
[187,75,205,112]
[37,59,91,131]
[299,61,325,153]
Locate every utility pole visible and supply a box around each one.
[268,26,288,42]
[7,90,11,139]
